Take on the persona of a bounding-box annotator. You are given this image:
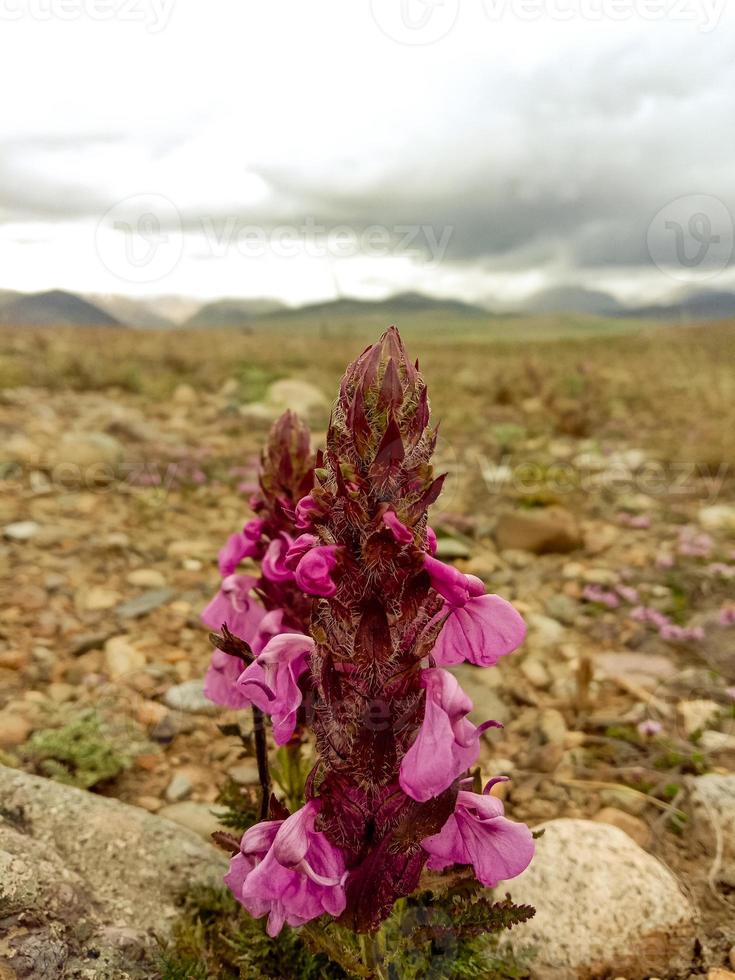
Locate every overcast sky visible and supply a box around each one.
[1,1,734,308]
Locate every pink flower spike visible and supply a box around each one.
[295,494,321,530]
[226,801,347,936]
[284,533,319,571]
[432,592,526,668]
[261,533,294,583]
[637,719,662,737]
[426,526,438,555]
[237,633,314,744]
[422,790,534,888]
[382,509,413,545]
[719,606,735,628]
[294,545,340,598]
[399,668,484,802]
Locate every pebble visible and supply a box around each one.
[165,771,194,803]
[103,636,146,680]
[116,588,175,620]
[520,657,551,689]
[0,713,32,747]
[3,520,40,541]
[0,649,28,670]
[699,504,735,532]
[508,819,696,978]
[83,586,121,611]
[495,506,582,555]
[677,699,721,737]
[544,593,579,625]
[538,707,568,745]
[227,760,261,785]
[163,679,219,716]
[690,774,735,886]
[126,568,167,589]
[158,801,228,841]
[593,807,651,849]
[135,795,163,813]
[526,613,565,652]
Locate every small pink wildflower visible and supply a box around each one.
[719,606,735,627]
[707,563,735,580]
[582,585,620,609]
[677,528,714,558]
[616,585,640,604]
[293,544,340,597]
[618,513,651,530]
[638,719,663,737]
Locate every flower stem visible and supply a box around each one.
[358,932,388,980]
[252,706,271,820]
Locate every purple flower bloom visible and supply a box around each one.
[294,544,340,598]
[237,633,314,744]
[422,786,534,888]
[637,718,662,737]
[294,494,321,529]
[400,668,498,803]
[261,533,295,584]
[225,800,347,936]
[426,526,438,555]
[284,533,319,571]
[720,606,735,628]
[423,556,526,667]
[201,575,267,708]
[218,518,265,576]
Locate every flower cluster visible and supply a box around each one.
[204,329,533,938]
[201,409,316,741]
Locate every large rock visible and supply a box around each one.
[495,507,582,555]
[505,819,697,979]
[690,774,735,887]
[0,765,226,978]
[265,379,328,418]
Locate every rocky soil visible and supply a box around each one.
[1,324,734,978]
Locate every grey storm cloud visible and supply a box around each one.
[2,26,735,293]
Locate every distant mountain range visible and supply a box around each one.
[183,297,286,328]
[0,284,734,329]
[0,290,120,327]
